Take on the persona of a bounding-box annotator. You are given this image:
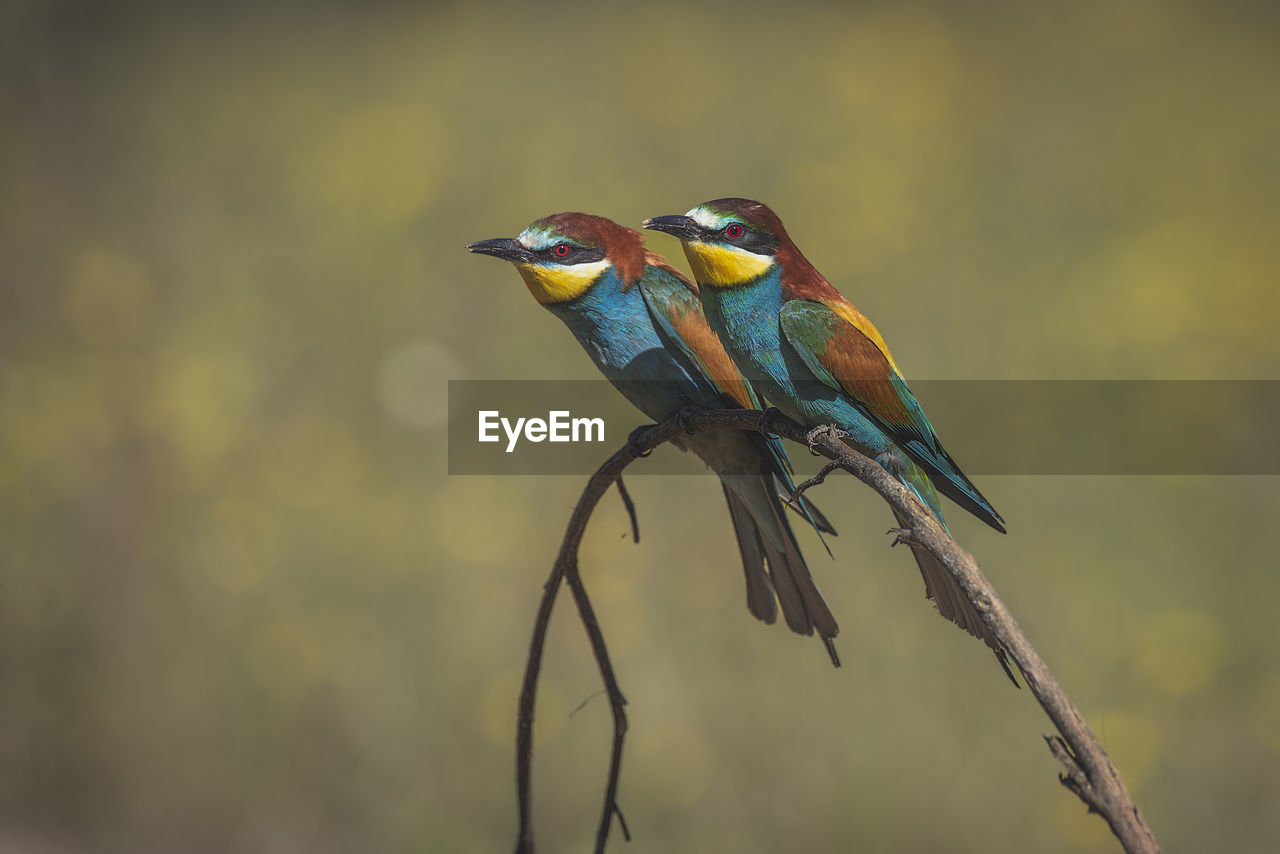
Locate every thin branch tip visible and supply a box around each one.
[615,476,640,544]
[786,459,842,510]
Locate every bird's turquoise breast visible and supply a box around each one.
[699,271,793,399]
[700,271,890,454]
[547,269,712,419]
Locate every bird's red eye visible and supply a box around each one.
[552,244,571,258]
[724,224,744,239]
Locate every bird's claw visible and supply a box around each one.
[757,406,781,436]
[805,423,845,455]
[674,405,703,435]
[886,527,913,548]
[626,424,655,458]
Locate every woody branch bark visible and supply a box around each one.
[513,406,1162,854]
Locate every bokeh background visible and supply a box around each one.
[3,1,1279,851]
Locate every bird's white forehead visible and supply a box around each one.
[516,224,559,251]
[687,207,731,230]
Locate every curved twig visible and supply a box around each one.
[615,475,640,544]
[512,407,1162,854]
[513,415,691,854]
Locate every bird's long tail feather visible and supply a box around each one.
[890,504,1015,684]
[903,439,1006,534]
[722,475,840,666]
[721,484,779,627]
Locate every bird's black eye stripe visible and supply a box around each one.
[717,223,778,255]
[541,244,606,265]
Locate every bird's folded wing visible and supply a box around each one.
[779,297,940,455]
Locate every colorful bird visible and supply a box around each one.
[468,213,842,664]
[643,199,1010,673]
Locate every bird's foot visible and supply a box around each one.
[674,405,705,435]
[804,423,846,455]
[626,424,656,458]
[886,526,919,548]
[756,406,782,436]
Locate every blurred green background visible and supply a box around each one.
[3,1,1279,851]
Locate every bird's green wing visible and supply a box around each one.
[637,259,761,410]
[780,297,1004,532]
[779,298,936,446]
[640,262,836,536]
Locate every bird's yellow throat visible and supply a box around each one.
[516,260,609,304]
[683,241,774,288]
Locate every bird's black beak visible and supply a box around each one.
[465,237,536,263]
[642,215,702,242]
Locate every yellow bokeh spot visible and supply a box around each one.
[248,613,328,701]
[61,250,153,347]
[149,348,261,479]
[426,478,537,571]
[1110,219,1205,360]
[579,531,642,606]
[827,6,965,130]
[1096,709,1164,792]
[1249,672,1280,754]
[1042,782,1115,849]
[291,101,438,227]
[1135,609,1226,696]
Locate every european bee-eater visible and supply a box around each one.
[468,212,842,664]
[644,199,1009,670]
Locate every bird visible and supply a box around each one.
[643,198,1011,676]
[468,212,843,664]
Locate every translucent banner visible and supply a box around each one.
[447,380,1280,475]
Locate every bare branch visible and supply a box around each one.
[615,475,640,543]
[514,415,690,854]
[513,407,1162,854]
[785,459,842,511]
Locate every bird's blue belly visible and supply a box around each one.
[706,284,890,454]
